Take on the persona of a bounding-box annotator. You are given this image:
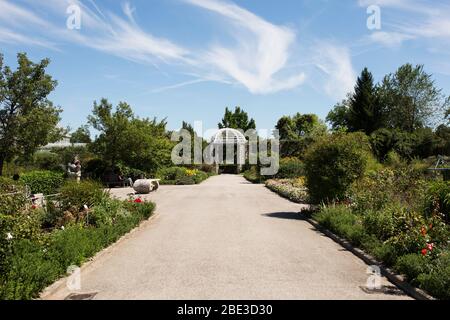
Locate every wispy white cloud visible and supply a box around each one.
[313,43,356,100]
[184,0,306,94]
[359,0,450,48]
[0,0,354,98]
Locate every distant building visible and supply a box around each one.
[40,135,87,150]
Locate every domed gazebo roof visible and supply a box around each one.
[211,128,247,144]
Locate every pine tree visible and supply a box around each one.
[347,68,383,134]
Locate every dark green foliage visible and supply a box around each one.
[243,166,265,184]
[33,152,63,171]
[276,113,327,158]
[395,254,432,283]
[70,125,91,143]
[347,68,384,134]
[218,106,256,131]
[276,157,304,179]
[58,180,108,212]
[379,64,449,133]
[417,253,450,300]
[84,158,109,180]
[424,181,450,223]
[19,170,65,195]
[88,99,173,174]
[156,167,209,185]
[304,133,371,203]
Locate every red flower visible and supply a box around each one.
[421,248,428,256]
[420,226,427,236]
[134,198,143,203]
[31,205,37,210]
[427,243,434,251]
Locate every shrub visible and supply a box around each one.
[349,167,427,213]
[313,204,367,245]
[243,166,265,184]
[19,171,65,195]
[363,208,396,241]
[395,254,432,283]
[276,158,304,179]
[157,167,209,185]
[417,252,450,300]
[58,180,108,212]
[84,158,109,180]
[424,181,450,223]
[176,176,195,185]
[304,133,371,203]
[33,151,63,171]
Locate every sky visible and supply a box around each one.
[0,0,449,135]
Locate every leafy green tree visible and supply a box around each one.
[276,113,327,158]
[0,53,62,176]
[326,98,351,132]
[347,68,384,134]
[379,64,450,132]
[218,107,256,131]
[88,98,173,174]
[70,125,91,143]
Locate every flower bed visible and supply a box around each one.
[0,180,156,300]
[265,178,309,203]
[157,167,213,185]
[311,168,450,300]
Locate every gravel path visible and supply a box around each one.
[43,175,410,300]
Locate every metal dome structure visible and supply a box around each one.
[211,128,247,174]
[211,128,247,145]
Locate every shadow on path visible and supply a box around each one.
[262,212,306,221]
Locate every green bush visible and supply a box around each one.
[157,167,209,185]
[58,180,108,212]
[176,176,195,185]
[313,204,367,245]
[276,158,304,179]
[84,158,109,180]
[417,252,450,300]
[304,133,371,203]
[19,171,65,195]
[33,151,62,171]
[424,181,450,223]
[395,254,432,283]
[243,166,265,183]
[363,209,396,241]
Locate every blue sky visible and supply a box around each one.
[1,0,449,134]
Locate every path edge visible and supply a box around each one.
[39,212,160,300]
[303,214,435,301]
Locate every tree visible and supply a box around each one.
[70,125,91,143]
[88,98,173,173]
[218,107,256,131]
[0,53,62,176]
[276,113,327,158]
[347,68,384,134]
[379,64,450,132]
[326,98,351,132]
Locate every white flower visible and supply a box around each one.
[61,226,65,230]
[84,205,89,210]
[6,232,13,241]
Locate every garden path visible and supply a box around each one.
[43,175,410,300]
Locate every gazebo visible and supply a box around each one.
[211,128,247,174]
